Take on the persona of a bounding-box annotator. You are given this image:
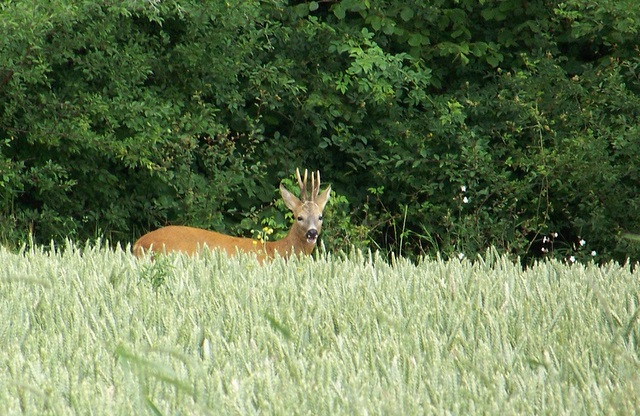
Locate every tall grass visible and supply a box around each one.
[1,243,639,414]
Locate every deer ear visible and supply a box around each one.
[280,184,301,211]
[315,185,331,210]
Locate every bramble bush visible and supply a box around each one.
[1,0,639,264]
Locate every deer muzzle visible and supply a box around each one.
[305,229,319,244]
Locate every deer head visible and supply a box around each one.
[279,168,331,249]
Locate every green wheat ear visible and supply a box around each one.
[0,242,638,414]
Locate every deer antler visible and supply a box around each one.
[296,168,322,202]
[310,170,321,202]
[296,168,308,201]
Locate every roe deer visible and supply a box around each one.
[133,168,331,261]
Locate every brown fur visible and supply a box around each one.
[133,169,331,262]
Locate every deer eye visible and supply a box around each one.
[297,216,303,221]
[318,215,323,221]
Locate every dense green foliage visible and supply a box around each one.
[1,0,639,262]
[1,244,639,413]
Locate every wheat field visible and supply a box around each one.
[1,243,638,414]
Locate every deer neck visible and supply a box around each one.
[265,228,315,258]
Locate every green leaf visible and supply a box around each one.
[486,53,503,67]
[400,7,414,22]
[293,4,310,17]
[408,34,423,47]
[383,20,396,35]
[265,313,293,340]
[369,15,382,31]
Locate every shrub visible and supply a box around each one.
[1,0,639,264]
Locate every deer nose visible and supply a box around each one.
[305,229,318,241]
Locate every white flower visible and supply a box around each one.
[553,232,558,238]
[543,236,549,244]
[461,185,467,193]
[541,247,549,253]
[569,256,576,263]
[458,252,465,260]
[579,239,586,247]
[462,196,469,204]
[591,250,597,257]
